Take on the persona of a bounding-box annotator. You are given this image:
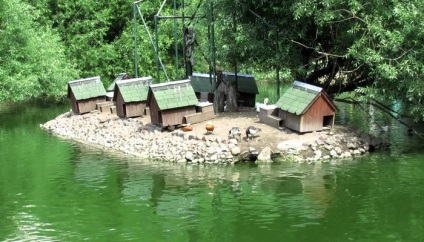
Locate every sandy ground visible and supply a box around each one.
[134,107,335,153]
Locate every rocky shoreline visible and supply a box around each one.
[41,110,385,164]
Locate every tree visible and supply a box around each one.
[0,0,78,102]
[212,0,424,121]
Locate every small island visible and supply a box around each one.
[41,107,383,164]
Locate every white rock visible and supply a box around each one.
[231,147,241,156]
[257,147,272,163]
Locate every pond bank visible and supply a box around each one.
[40,109,385,163]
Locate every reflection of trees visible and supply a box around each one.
[150,173,165,213]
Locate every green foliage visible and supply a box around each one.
[2,0,424,123]
[0,0,78,102]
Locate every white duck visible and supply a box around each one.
[256,98,269,112]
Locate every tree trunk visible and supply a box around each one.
[216,91,225,112]
[227,75,238,112]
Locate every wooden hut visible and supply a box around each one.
[68,76,106,114]
[147,79,199,128]
[271,81,337,133]
[106,73,131,100]
[190,72,259,107]
[113,76,152,118]
[223,72,259,107]
[189,73,215,102]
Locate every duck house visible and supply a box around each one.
[261,81,337,132]
[189,73,215,102]
[223,72,259,107]
[147,79,199,128]
[106,73,132,100]
[190,72,259,107]
[68,76,106,114]
[113,76,152,118]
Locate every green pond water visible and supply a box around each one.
[1,103,424,242]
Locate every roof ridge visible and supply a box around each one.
[151,79,190,89]
[68,76,100,85]
[116,76,152,86]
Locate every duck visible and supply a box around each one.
[206,121,214,133]
[255,98,269,112]
[182,124,193,132]
[229,127,242,140]
[246,126,261,140]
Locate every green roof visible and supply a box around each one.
[115,77,152,103]
[107,73,131,92]
[68,76,106,100]
[224,72,259,94]
[190,73,213,93]
[150,80,198,111]
[275,84,319,115]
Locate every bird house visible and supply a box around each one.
[147,79,198,128]
[67,76,106,114]
[268,81,337,133]
[113,77,152,118]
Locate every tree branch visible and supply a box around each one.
[291,40,345,58]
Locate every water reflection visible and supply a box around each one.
[2,103,424,241]
[336,101,424,153]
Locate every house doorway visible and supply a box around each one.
[323,115,333,128]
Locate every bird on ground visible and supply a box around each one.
[206,121,214,133]
[246,126,261,140]
[229,127,242,140]
[256,97,269,112]
[182,124,193,132]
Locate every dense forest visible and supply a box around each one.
[1,0,424,121]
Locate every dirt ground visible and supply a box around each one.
[164,108,331,153]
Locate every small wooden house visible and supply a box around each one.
[106,73,131,100]
[147,79,199,128]
[190,72,259,107]
[223,72,259,107]
[68,76,106,114]
[271,81,337,133]
[113,76,152,118]
[190,73,215,102]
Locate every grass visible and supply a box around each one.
[256,81,291,104]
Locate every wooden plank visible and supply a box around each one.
[96,101,112,110]
[99,102,114,113]
[110,106,117,114]
[185,111,214,124]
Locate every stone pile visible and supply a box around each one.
[41,111,381,164]
[42,112,253,164]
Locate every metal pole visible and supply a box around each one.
[210,0,217,112]
[182,0,187,78]
[233,1,238,96]
[276,29,280,99]
[173,0,179,79]
[154,15,160,82]
[133,3,138,78]
[137,8,170,81]
[157,0,168,16]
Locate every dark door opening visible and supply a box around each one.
[323,115,333,128]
